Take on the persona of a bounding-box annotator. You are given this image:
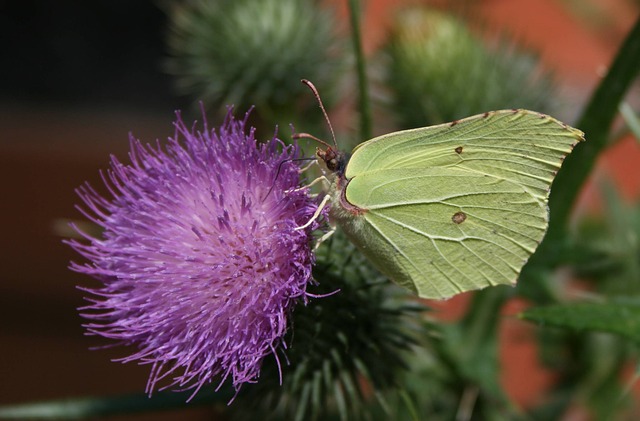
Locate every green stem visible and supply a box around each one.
[545,16,640,244]
[347,0,372,141]
[0,389,231,420]
[440,287,511,407]
[460,287,509,362]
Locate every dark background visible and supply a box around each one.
[0,2,215,419]
[0,1,174,105]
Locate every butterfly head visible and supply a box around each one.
[317,146,347,176]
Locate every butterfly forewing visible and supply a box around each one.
[346,110,584,203]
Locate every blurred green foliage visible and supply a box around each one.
[382,8,556,128]
[165,0,343,128]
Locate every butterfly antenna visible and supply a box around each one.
[292,132,333,149]
[301,79,338,149]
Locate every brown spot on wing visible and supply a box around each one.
[452,211,467,224]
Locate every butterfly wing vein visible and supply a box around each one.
[335,110,584,299]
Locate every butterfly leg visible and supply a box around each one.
[298,159,318,173]
[314,226,335,250]
[286,175,330,194]
[295,193,331,231]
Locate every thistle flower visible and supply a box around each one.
[67,109,321,398]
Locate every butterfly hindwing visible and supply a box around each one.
[339,167,546,298]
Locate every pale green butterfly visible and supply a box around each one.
[298,80,585,300]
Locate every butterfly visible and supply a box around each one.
[298,80,585,300]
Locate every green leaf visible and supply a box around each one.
[520,303,640,344]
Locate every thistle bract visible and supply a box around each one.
[68,109,320,398]
[384,8,555,127]
[166,0,341,114]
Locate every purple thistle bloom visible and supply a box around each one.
[67,108,320,398]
